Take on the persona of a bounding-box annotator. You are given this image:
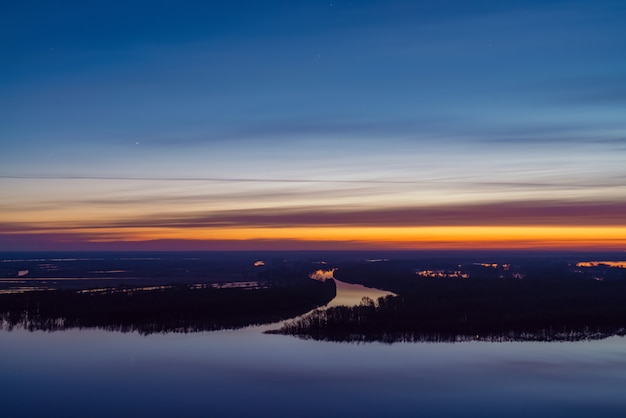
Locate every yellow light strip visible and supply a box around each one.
[67,225,626,249]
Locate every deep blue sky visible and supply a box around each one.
[1,0,626,249]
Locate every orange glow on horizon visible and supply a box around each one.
[13,225,623,250]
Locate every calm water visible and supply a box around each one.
[1,280,625,417]
[325,278,395,309]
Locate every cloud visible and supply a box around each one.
[0,174,619,189]
[3,200,625,233]
[123,200,626,228]
[137,116,438,148]
[0,174,424,183]
[550,74,626,106]
[468,120,626,146]
[0,234,378,252]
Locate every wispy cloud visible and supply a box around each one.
[0,174,455,184]
[1,174,620,189]
[550,74,626,106]
[145,118,428,147]
[112,200,626,228]
[0,233,379,252]
[3,200,625,233]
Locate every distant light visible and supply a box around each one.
[577,261,626,268]
[309,268,336,281]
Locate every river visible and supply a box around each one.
[1,277,625,417]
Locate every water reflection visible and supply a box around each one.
[1,327,625,418]
[326,279,394,308]
[309,268,395,308]
[2,261,626,416]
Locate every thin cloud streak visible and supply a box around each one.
[0,174,621,189]
[96,200,626,228]
[0,174,460,184]
[3,200,625,233]
[147,118,425,146]
[0,234,386,252]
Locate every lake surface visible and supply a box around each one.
[1,279,625,417]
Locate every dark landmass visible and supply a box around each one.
[270,254,626,343]
[0,257,336,334]
[0,280,336,335]
[3,251,626,342]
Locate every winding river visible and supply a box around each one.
[2,271,626,417]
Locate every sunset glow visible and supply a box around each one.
[2,1,625,251]
[3,223,625,251]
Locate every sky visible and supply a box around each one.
[1,0,626,251]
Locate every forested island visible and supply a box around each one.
[269,256,626,343]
